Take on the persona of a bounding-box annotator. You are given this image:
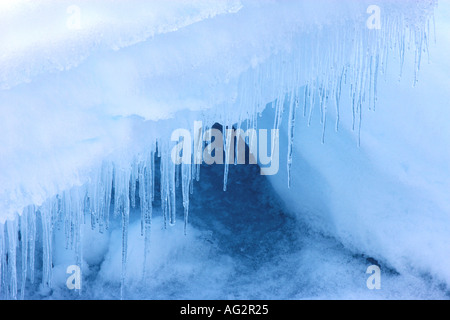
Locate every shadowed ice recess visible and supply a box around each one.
[1,0,450,299]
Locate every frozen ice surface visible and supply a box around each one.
[1,0,449,299]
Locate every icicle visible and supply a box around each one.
[233,124,239,166]
[160,147,169,228]
[357,44,369,147]
[100,162,113,233]
[151,149,155,204]
[373,54,379,111]
[28,206,36,284]
[273,94,285,132]
[139,168,146,237]
[307,81,316,127]
[287,92,297,189]
[6,219,18,300]
[190,161,195,195]
[142,152,154,280]
[335,70,343,131]
[40,204,53,289]
[175,163,180,189]
[71,188,83,295]
[130,161,138,209]
[87,191,95,231]
[20,210,28,300]
[139,168,148,277]
[195,123,205,184]
[113,168,130,300]
[414,27,424,87]
[182,163,191,235]
[399,26,406,80]
[0,223,5,297]
[169,157,176,226]
[303,84,308,118]
[62,191,72,250]
[120,200,129,300]
[223,124,233,192]
[320,86,329,144]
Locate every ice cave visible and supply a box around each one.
[0,0,449,300]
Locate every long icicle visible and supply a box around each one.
[28,206,36,285]
[0,224,4,298]
[287,92,298,189]
[116,168,130,300]
[41,203,53,290]
[7,219,18,300]
[20,210,28,300]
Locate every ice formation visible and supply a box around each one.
[0,0,448,299]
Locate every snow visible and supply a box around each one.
[1,0,449,300]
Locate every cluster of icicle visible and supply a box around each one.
[0,2,436,299]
